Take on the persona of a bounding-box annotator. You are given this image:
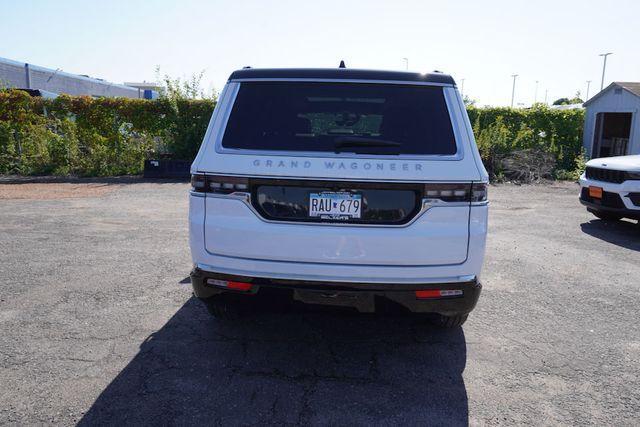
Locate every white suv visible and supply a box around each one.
[579,155,640,222]
[189,68,489,327]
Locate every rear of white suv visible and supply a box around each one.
[189,68,489,327]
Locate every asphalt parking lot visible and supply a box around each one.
[0,180,638,425]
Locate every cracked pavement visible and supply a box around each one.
[0,181,638,425]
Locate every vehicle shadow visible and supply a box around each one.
[580,219,640,251]
[78,297,469,425]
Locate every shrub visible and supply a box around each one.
[0,89,215,176]
[0,89,584,179]
[468,105,584,181]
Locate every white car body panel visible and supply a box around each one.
[203,196,470,265]
[585,154,640,172]
[189,194,488,284]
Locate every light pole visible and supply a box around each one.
[402,58,408,70]
[510,74,518,108]
[599,52,612,90]
[544,89,548,104]
[585,80,591,100]
[534,80,539,104]
[460,78,465,97]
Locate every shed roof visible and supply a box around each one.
[616,82,640,97]
[584,81,640,106]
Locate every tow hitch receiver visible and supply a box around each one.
[293,289,375,312]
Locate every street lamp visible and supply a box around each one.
[599,52,612,90]
[534,80,539,104]
[460,78,465,97]
[585,80,591,100]
[510,74,518,108]
[402,58,409,70]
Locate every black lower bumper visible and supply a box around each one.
[579,197,640,220]
[190,268,481,316]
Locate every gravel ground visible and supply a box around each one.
[0,181,638,425]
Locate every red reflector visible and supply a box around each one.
[226,281,253,291]
[415,290,441,299]
[415,289,463,299]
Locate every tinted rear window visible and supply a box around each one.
[221,82,457,155]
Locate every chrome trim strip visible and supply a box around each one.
[196,262,476,285]
[189,190,206,198]
[194,172,476,184]
[205,192,469,228]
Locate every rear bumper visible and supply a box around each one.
[189,194,488,284]
[190,267,482,315]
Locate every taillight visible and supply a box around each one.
[471,182,488,202]
[423,183,472,202]
[191,174,249,194]
[422,182,488,203]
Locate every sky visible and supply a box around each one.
[1,0,639,106]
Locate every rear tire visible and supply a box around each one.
[202,297,244,321]
[590,210,622,221]
[430,314,468,328]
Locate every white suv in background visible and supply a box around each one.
[189,67,489,327]
[579,155,640,222]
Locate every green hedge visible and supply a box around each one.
[0,89,584,178]
[467,106,585,178]
[0,90,214,176]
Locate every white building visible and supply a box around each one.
[0,56,156,99]
[583,82,640,158]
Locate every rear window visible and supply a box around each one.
[221,82,457,155]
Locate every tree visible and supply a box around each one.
[154,67,217,101]
[463,95,476,107]
[552,91,583,106]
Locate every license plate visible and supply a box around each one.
[589,186,603,199]
[309,192,362,219]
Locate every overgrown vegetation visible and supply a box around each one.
[468,105,585,181]
[0,89,585,180]
[0,89,214,176]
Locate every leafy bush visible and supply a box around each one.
[468,105,584,181]
[0,89,214,176]
[0,89,584,179]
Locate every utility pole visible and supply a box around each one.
[510,74,518,108]
[402,58,408,70]
[585,80,591,100]
[460,78,465,97]
[534,80,539,104]
[599,52,612,90]
[544,89,548,104]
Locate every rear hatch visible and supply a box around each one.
[197,79,479,266]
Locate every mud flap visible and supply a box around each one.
[293,289,376,312]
